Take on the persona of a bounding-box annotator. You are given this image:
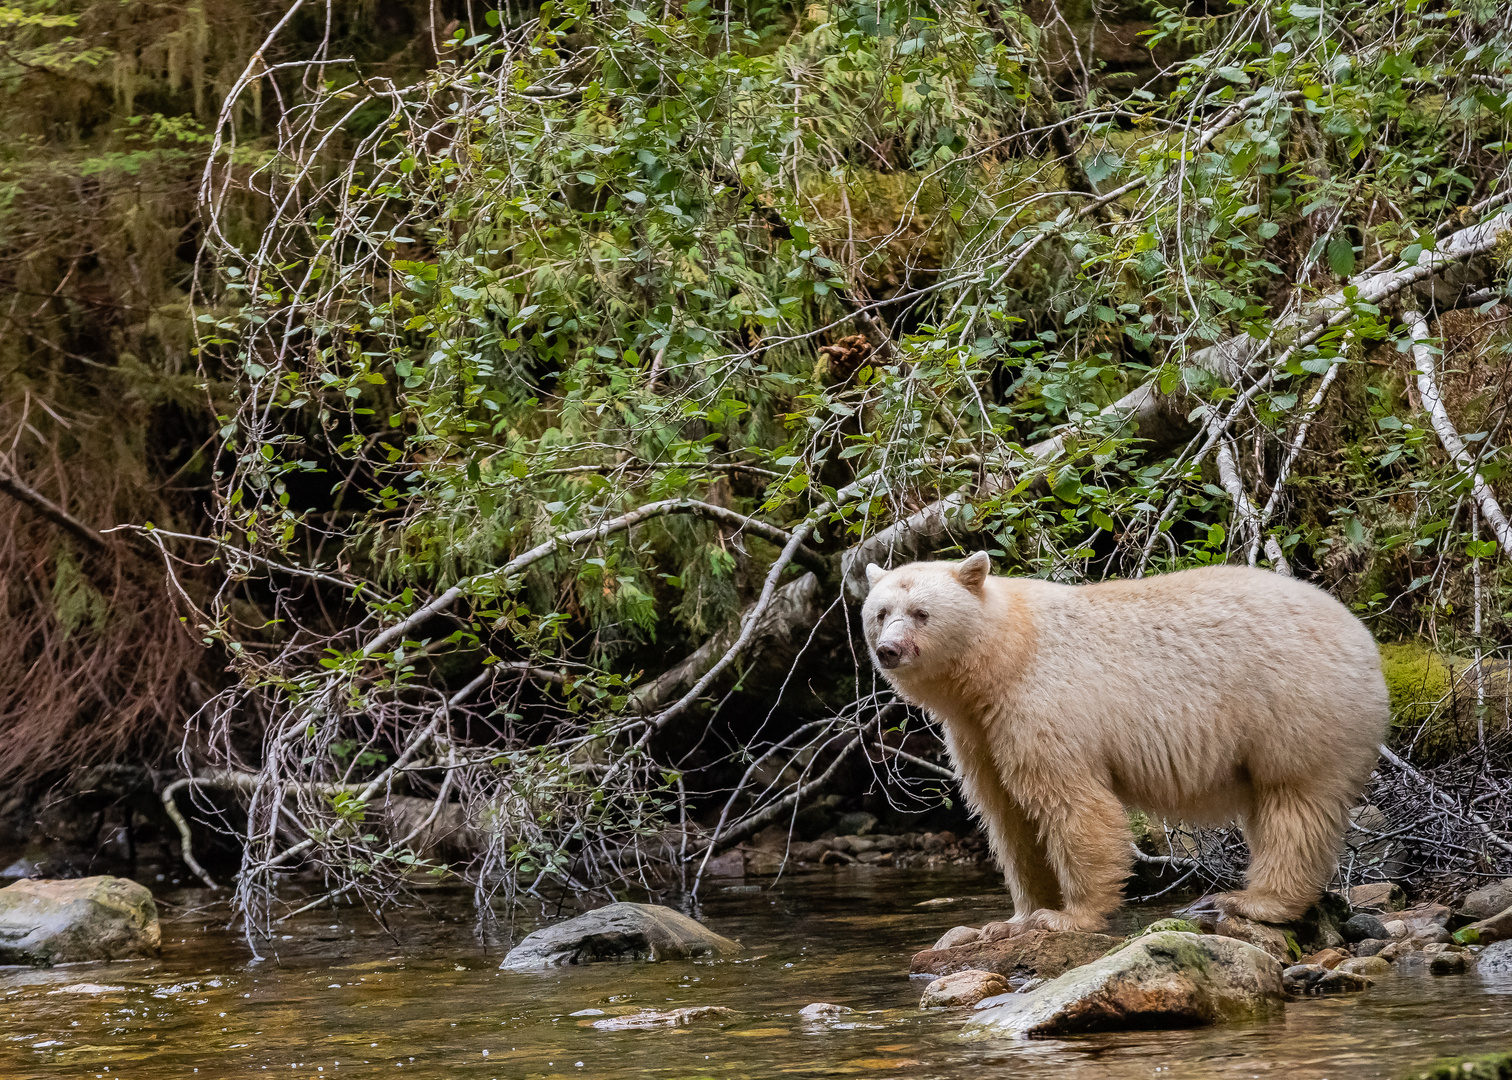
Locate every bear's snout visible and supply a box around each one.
[874,641,905,669]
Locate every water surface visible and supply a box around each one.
[3,867,1509,1079]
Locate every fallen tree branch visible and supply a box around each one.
[0,466,112,551]
[1404,305,1512,553]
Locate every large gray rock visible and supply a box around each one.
[964,931,1284,1038]
[0,876,160,966]
[1476,939,1512,980]
[501,902,741,970]
[911,927,1121,981]
[1461,879,1512,921]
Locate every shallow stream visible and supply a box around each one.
[4,867,1511,1079]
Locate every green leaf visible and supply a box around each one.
[1326,237,1356,278]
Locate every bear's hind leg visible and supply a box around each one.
[1217,786,1347,923]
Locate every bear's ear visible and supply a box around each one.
[955,551,991,593]
[865,563,887,587]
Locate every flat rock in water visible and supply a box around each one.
[964,931,1284,1038]
[0,876,160,966]
[592,1006,736,1030]
[919,969,1009,1008]
[911,928,1120,980]
[798,1002,855,1018]
[1460,879,1512,921]
[501,902,741,971]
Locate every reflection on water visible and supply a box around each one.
[3,867,1510,1079]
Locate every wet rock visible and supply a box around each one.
[742,848,784,876]
[1355,938,1392,957]
[0,858,39,880]
[1347,881,1407,912]
[1378,939,1420,963]
[920,831,956,853]
[501,902,742,970]
[1315,969,1374,993]
[964,932,1283,1038]
[1461,879,1512,921]
[1283,963,1372,994]
[1430,950,1469,975]
[920,969,1010,1008]
[1337,955,1391,977]
[832,836,876,855]
[1199,914,1296,965]
[798,1002,855,1018]
[818,848,856,866]
[1282,964,1329,993]
[1396,903,1453,934]
[1290,893,1351,952]
[1382,920,1410,940]
[1476,939,1512,979]
[701,849,744,878]
[911,929,1121,982]
[834,811,877,836]
[1342,913,1390,943]
[0,876,160,966]
[1410,925,1453,946]
[1298,948,1349,969]
[787,841,829,863]
[592,1006,737,1030]
[931,926,983,951]
[1456,903,1512,947]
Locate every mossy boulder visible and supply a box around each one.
[0,876,160,965]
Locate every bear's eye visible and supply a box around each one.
[914,610,929,624]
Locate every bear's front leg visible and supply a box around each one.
[1015,784,1133,934]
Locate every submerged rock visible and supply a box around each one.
[1460,879,1512,921]
[919,969,1009,1008]
[592,1006,737,1030]
[1283,963,1372,994]
[911,928,1120,981]
[1402,1050,1512,1080]
[964,931,1283,1038]
[501,902,741,971]
[0,876,160,966]
[1429,950,1469,975]
[798,1002,855,1018]
[1337,955,1391,978]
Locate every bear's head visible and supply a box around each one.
[861,552,991,683]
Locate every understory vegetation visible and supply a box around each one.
[3,0,1511,942]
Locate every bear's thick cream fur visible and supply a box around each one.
[862,554,1387,931]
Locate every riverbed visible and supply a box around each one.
[3,867,1510,1079]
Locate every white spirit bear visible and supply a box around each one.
[862,554,1388,931]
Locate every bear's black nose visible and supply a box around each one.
[874,643,902,668]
